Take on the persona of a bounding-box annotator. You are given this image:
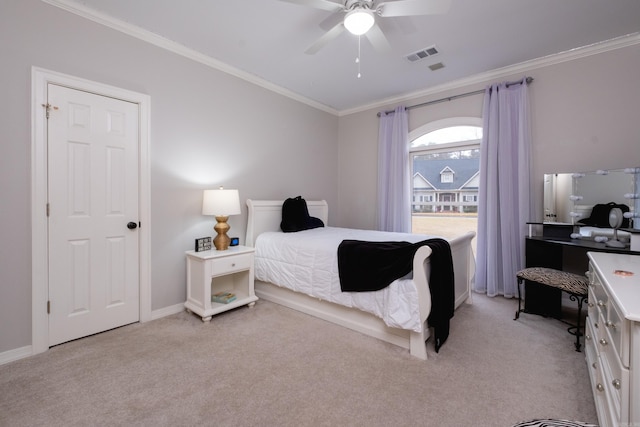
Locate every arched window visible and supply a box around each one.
[410,118,481,241]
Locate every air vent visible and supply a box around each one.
[406,45,439,62]
[429,62,445,71]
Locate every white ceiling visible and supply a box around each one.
[50,0,640,113]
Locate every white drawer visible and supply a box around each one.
[590,276,609,318]
[210,253,252,276]
[599,337,630,427]
[587,286,600,321]
[605,298,629,368]
[585,319,614,427]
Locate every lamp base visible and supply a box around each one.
[213,215,231,250]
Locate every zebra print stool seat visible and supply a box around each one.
[514,267,589,351]
[511,419,597,427]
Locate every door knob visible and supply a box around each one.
[127,222,138,230]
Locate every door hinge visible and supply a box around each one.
[46,203,50,217]
[41,103,58,119]
[47,300,50,314]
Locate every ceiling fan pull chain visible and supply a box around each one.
[356,35,362,78]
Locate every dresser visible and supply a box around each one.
[585,252,640,427]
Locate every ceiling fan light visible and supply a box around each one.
[344,9,374,35]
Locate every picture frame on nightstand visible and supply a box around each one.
[195,237,212,252]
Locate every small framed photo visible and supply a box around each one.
[195,237,212,252]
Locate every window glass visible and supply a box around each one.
[410,121,480,249]
[411,125,483,149]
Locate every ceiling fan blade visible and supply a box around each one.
[364,23,392,53]
[278,0,343,12]
[305,22,345,54]
[318,10,345,31]
[377,0,451,17]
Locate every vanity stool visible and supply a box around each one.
[514,267,589,351]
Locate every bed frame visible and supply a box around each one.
[245,199,476,360]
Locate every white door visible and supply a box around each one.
[47,84,140,346]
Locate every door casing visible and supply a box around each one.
[31,67,151,355]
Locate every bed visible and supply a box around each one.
[245,199,476,360]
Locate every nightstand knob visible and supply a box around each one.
[596,383,604,392]
[585,334,592,341]
[612,379,621,390]
[588,302,594,308]
[599,338,608,346]
[597,300,605,307]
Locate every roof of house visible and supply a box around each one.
[413,158,479,191]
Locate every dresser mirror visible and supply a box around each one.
[543,168,639,233]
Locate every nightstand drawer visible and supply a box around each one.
[210,253,252,275]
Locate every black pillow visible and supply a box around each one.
[280,196,324,232]
[578,202,630,228]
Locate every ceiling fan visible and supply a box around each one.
[279,0,451,54]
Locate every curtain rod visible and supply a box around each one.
[377,77,534,117]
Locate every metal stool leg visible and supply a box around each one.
[567,293,587,352]
[514,278,523,320]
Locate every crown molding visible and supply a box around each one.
[40,1,639,118]
[41,0,340,116]
[339,32,640,117]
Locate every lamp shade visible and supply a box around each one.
[202,188,241,217]
[344,9,374,35]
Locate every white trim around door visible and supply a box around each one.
[31,67,152,355]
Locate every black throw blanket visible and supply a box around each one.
[337,238,455,352]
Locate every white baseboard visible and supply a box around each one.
[0,345,33,366]
[1,304,185,365]
[150,302,185,320]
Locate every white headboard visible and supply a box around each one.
[245,199,329,247]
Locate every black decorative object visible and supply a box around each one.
[195,237,212,252]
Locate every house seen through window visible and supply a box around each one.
[410,119,481,250]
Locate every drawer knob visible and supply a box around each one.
[596,383,604,392]
[605,320,617,330]
[591,362,597,370]
[585,334,592,341]
[612,379,621,390]
[597,300,605,307]
[599,338,608,346]
[231,263,236,267]
[588,302,594,308]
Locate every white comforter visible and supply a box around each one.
[254,226,436,332]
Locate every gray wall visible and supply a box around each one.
[0,0,339,353]
[337,42,640,230]
[2,0,639,357]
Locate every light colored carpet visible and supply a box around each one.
[0,294,597,427]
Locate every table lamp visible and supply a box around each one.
[202,187,241,250]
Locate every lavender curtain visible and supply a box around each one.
[475,79,533,297]
[377,106,411,232]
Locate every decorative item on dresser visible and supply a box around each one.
[245,199,476,360]
[585,251,640,427]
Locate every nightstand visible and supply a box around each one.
[184,245,258,322]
